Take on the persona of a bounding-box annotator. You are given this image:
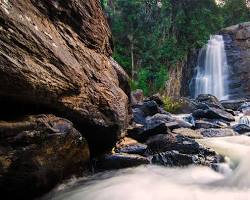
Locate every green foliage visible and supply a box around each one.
[162,96,182,113]
[103,0,250,96]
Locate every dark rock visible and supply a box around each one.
[148,94,164,106]
[141,101,160,117]
[146,134,176,153]
[206,107,235,122]
[174,135,200,154]
[200,128,236,137]
[193,107,235,122]
[146,134,200,155]
[152,148,224,167]
[0,115,90,200]
[151,151,196,167]
[115,143,147,155]
[97,153,149,170]
[196,94,224,109]
[172,98,198,114]
[225,109,236,116]
[232,124,250,134]
[221,99,246,110]
[132,108,146,125]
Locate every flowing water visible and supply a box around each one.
[43,136,250,200]
[194,35,229,100]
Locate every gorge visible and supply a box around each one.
[0,1,250,200]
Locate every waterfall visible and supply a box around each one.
[194,35,229,100]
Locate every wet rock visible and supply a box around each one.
[174,135,200,154]
[146,134,176,153]
[0,115,90,200]
[196,94,224,109]
[115,138,148,156]
[172,128,203,139]
[238,102,250,115]
[200,128,236,137]
[152,151,196,167]
[206,107,235,122]
[115,144,147,155]
[146,134,200,155]
[232,124,250,134]
[193,107,235,122]
[220,99,246,110]
[239,116,250,125]
[97,153,150,170]
[195,120,222,129]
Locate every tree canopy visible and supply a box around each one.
[101,0,250,96]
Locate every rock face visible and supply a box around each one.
[219,22,250,99]
[0,0,130,152]
[0,114,90,200]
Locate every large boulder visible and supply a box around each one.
[0,114,90,200]
[0,0,130,152]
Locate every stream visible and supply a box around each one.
[42,135,250,200]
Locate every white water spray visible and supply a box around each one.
[194,35,229,100]
[43,136,250,200]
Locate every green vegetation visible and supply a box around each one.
[101,0,250,96]
[162,96,182,113]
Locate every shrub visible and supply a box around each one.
[162,96,183,113]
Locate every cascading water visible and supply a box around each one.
[194,35,229,100]
[42,136,250,200]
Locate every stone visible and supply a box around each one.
[0,0,130,152]
[172,128,203,139]
[200,128,236,137]
[97,153,150,170]
[193,107,235,122]
[146,134,200,155]
[151,151,196,167]
[148,94,164,106]
[195,120,223,129]
[220,99,246,110]
[0,114,90,200]
[195,94,224,109]
[238,102,250,114]
[141,100,160,117]
[232,124,250,134]
[146,134,176,153]
[115,143,148,155]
